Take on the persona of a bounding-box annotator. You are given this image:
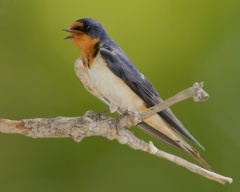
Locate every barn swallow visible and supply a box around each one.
[64,18,211,170]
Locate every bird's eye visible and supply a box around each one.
[85,25,91,31]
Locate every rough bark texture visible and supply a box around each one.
[0,82,233,184]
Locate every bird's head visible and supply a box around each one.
[63,18,107,54]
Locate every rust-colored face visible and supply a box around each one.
[65,22,85,51]
[64,22,99,54]
[64,21,100,67]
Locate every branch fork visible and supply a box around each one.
[0,82,232,184]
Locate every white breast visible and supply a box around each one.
[87,53,145,112]
[85,54,179,139]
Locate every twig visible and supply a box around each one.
[148,142,232,184]
[0,82,232,184]
[140,82,209,119]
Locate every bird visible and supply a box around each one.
[63,18,211,170]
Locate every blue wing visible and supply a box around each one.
[100,46,204,150]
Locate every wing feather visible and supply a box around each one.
[100,47,204,150]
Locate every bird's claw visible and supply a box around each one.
[96,109,110,120]
[117,110,142,128]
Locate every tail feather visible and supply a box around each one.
[137,122,213,171]
[93,93,213,170]
[180,142,213,171]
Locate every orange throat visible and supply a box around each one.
[71,34,99,67]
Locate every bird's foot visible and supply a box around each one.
[96,109,110,120]
[126,111,142,126]
[118,110,142,128]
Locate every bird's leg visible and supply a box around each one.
[117,109,142,128]
[96,102,119,119]
[120,108,129,117]
[125,111,142,127]
[113,108,129,135]
[96,109,110,120]
[96,102,119,120]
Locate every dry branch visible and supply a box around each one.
[0,82,232,184]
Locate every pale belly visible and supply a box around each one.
[86,54,179,139]
[87,54,145,112]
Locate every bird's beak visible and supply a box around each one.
[63,28,82,40]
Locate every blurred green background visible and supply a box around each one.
[0,0,239,191]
